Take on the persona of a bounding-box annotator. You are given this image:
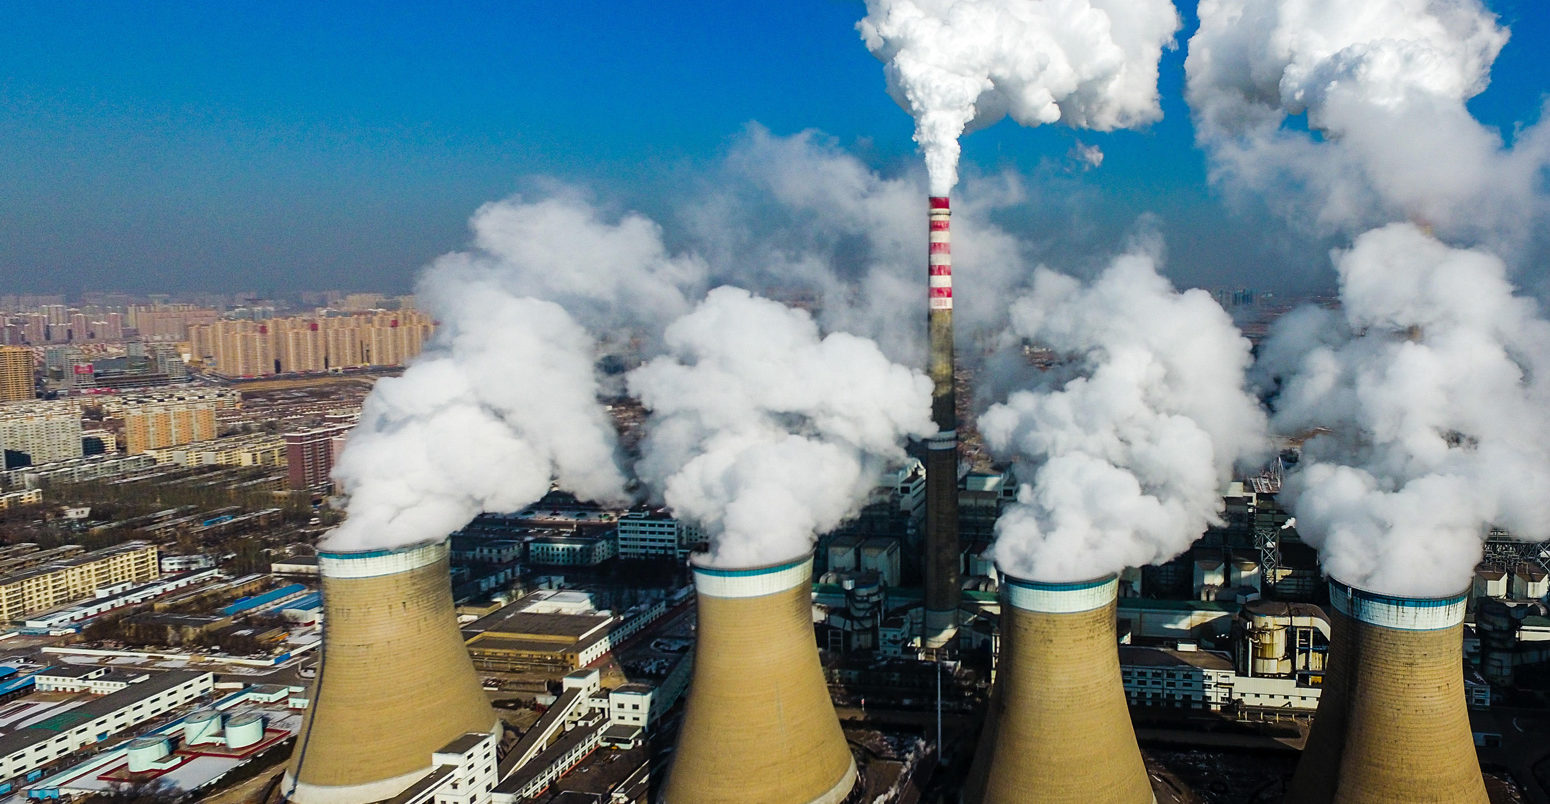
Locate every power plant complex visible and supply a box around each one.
[267,194,1526,803]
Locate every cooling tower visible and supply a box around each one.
[963,574,1153,804]
[663,554,857,804]
[924,195,961,650]
[284,539,499,804]
[1285,580,1486,804]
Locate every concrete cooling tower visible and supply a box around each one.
[663,554,857,804]
[284,539,500,804]
[1285,580,1487,804]
[963,574,1153,804]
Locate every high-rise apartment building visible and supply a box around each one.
[0,347,32,403]
[189,311,434,377]
[285,423,353,491]
[103,388,236,455]
[0,401,83,466]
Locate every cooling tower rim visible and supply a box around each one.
[1328,577,1468,631]
[317,538,447,579]
[691,552,812,599]
[998,571,1118,614]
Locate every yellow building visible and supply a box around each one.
[120,402,217,455]
[144,433,286,467]
[0,347,31,403]
[0,541,159,622]
[189,311,434,377]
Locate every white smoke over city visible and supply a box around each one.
[1190,0,1550,596]
[1261,224,1550,597]
[980,251,1268,582]
[629,287,934,567]
[858,0,1180,195]
[324,194,706,551]
[1186,0,1550,250]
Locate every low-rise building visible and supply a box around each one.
[0,670,214,785]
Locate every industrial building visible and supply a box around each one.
[616,509,700,560]
[1287,580,1488,803]
[664,554,857,804]
[0,670,214,788]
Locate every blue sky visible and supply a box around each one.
[1,0,1545,296]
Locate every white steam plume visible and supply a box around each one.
[325,194,705,551]
[628,287,934,567]
[1186,0,1550,248]
[1264,223,1550,597]
[980,253,1268,581]
[685,127,1033,365]
[858,0,1180,195]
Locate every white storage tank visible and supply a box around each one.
[183,709,223,746]
[225,712,265,749]
[127,735,171,773]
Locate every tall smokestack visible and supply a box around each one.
[924,195,961,650]
[1285,580,1487,804]
[963,574,1153,804]
[285,540,499,804]
[664,554,857,804]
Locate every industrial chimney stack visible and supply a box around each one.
[285,540,499,804]
[663,554,857,804]
[924,195,961,650]
[963,574,1154,804]
[1285,580,1487,804]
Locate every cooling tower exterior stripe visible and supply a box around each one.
[1285,579,1487,804]
[924,195,960,650]
[664,555,857,804]
[1004,575,1118,614]
[964,572,1154,804]
[690,554,809,598]
[1328,579,1467,631]
[284,539,499,804]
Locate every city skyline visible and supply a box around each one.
[2,0,1546,298]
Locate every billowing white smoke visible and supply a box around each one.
[628,287,935,567]
[1186,0,1549,247]
[858,0,1180,194]
[686,126,1033,365]
[325,194,705,551]
[980,253,1268,581]
[1263,223,1550,596]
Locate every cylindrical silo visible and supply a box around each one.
[662,554,857,804]
[1285,579,1487,804]
[283,539,499,804]
[225,712,266,750]
[127,735,171,773]
[183,708,222,746]
[962,573,1153,804]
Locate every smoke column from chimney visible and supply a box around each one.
[857,0,1181,195]
[628,287,934,567]
[980,252,1267,582]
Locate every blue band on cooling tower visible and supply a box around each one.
[1328,579,1468,631]
[318,539,446,579]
